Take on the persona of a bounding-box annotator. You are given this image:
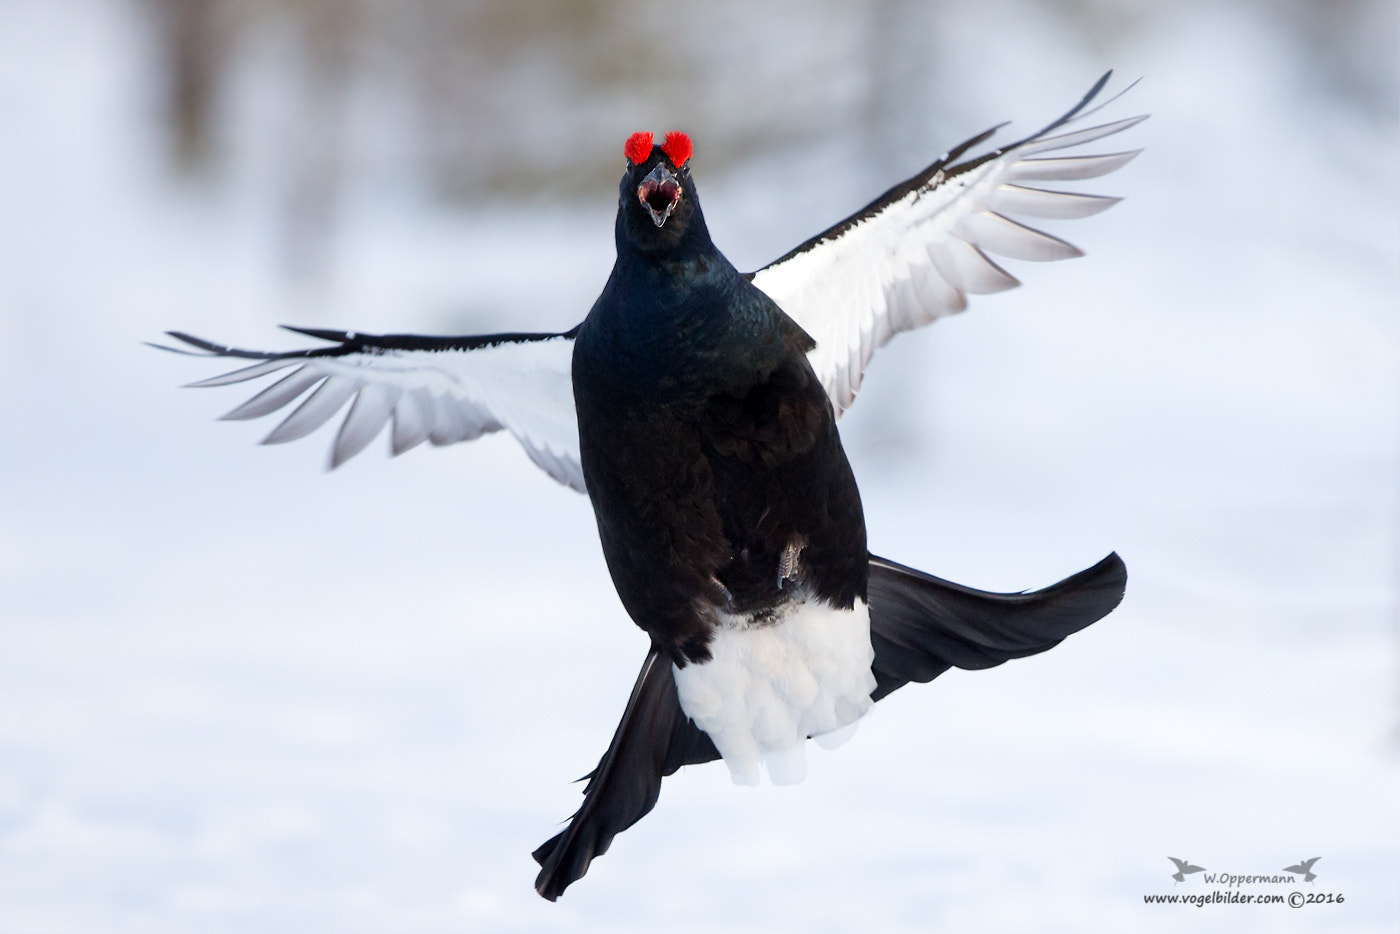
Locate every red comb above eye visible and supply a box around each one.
[662,132,692,167]
[624,132,653,164]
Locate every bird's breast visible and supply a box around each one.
[570,261,866,663]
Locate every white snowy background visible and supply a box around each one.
[1,0,1396,931]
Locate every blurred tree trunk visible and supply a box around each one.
[149,0,229,174]
[279,0,353,279]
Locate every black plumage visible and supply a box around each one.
[545,132,1129,898]
[152,75,1143,902]
[572,142,867,664]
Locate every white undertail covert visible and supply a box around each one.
[672,597,876,785]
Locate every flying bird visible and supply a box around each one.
[1284,857,1320,883]
[1169,857,1205,883]
[154,73,1142,899]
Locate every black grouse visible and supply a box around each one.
[155,73,1142,900]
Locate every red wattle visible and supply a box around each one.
[662,132,692,167]
[624,132,654,164]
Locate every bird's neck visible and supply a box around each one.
[609,213,740,327]
[613,205,717,264]
[580,227,776,403]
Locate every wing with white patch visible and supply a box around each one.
[750,71,1145,415]
[153,326,585,491]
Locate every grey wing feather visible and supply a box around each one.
[151,327,585,490]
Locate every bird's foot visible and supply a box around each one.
[777,536,806,589]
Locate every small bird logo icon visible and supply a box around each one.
[1169,857,1205,883]
[1284,857,1320,883]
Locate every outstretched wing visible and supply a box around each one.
[749,71,1145,415]
[152,326,585,491]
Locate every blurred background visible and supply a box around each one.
[0,0,1396,931]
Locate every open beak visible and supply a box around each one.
[637,163,682,227]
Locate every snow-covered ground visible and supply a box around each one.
[1,1,1396,932]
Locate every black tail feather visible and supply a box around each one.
[532,649,718,901]
[532,552,1126,898]
[867,551,1127,700]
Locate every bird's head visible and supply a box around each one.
[618,131,705,251]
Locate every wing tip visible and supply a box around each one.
[281,324,354,343]
[145,339,196,357]
[161,331,221,354]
